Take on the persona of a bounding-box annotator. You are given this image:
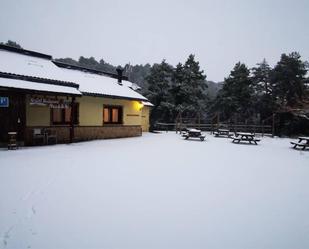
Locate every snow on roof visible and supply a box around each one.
[142,101,154,107]
[0,77,81,95]
[0,49,63,81]
[56,67,148,101]
[0,48,148,101]
[121,81,141,91]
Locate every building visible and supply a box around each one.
[0,45,152,146]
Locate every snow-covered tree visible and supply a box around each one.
[170,55,208,118]
[271,52,308,107]
[145,60,174,125]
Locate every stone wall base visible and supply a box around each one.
[74,126,142,141]
[25,126,142,145]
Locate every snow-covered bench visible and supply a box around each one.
[231,132,260,145]
[291,137,309,150]
[182,129,205,141]
[213,129,231,137]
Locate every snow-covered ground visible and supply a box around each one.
[0,133,309,249]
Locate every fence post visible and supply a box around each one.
[272,113,275,137]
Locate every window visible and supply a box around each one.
[51,104,79,125]
[103,108,109,123]
[103,106,123,124]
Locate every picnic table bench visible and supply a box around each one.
[8,132,18,150]
[231,132,260,145]
[182,129,206,141]
[213,129,231,137]
[290,137,309,150]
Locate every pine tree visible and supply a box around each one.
[170,63,185,113]
[215,62,253,120]
[252,59,272,95]
[170,55,208,118]
[251,59,276,119]
[145,60,174,125]
[271,52,308,107]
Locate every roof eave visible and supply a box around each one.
[81,92,147,102]
[0,85,81,96]
[0,44,52,60]
[0,72,80,89]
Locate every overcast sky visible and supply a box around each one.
[0,0,308,82]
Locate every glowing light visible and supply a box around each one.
[135,101,144,111]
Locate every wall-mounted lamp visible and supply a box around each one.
[136,101,144,111]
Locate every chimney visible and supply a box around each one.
[116,67,123,85]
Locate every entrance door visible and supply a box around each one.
[0,91,26,144]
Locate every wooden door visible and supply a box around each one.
[0,91,26,144]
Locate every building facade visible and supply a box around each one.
[0,45,152,146]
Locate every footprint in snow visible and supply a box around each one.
[31,206,36,215]
[2,226,14,248]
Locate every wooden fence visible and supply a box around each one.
[155,122,273,137]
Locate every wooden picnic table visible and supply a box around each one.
[182,129,206,141]
[214,129,231,137]
[291,137,309,150]
[231,132,260,145]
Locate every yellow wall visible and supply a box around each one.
[142,106,151,132]
[26,94,147,127]
[77,96,142,126]
[77,96,103,126]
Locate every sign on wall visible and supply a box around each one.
[0,97,9,107]
[30,97,71,109]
